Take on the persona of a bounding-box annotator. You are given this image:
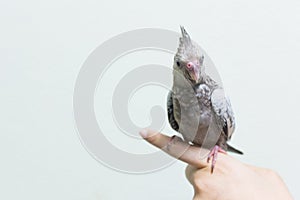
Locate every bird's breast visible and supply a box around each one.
[173,86,213,143]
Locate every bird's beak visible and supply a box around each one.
[186,61,200,82]
[190,68,200,82]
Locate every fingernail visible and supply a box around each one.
[139,129,148,138]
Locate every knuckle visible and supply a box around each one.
[194,178,208,192]
[146,134,159,144]
[165,135,183,152]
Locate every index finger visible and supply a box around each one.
[139,129,209,169]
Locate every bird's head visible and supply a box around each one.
[174,26,204,84]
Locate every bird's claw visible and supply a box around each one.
[207,145,226,173]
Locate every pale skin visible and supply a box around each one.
[139,129,294,200]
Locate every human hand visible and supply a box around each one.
[140,129,293,200]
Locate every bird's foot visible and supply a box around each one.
[207,145,227,173]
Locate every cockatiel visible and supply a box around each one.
[167,26,243,173]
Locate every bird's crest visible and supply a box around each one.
[180,26,192,47]
[175,26,201,61]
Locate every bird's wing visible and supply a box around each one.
[167,91,179,131]
[211,88,236,140]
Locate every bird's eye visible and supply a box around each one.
[176,61,180,67]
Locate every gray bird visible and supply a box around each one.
[167,26,243,173]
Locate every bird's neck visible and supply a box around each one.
[173,70,206,88]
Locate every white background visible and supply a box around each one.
[1,0,300,199]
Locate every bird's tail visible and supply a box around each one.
[227,144,243,155]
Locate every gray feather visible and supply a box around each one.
[211,88,236,140]
[167,26,242,154]
[167,91,179,131]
